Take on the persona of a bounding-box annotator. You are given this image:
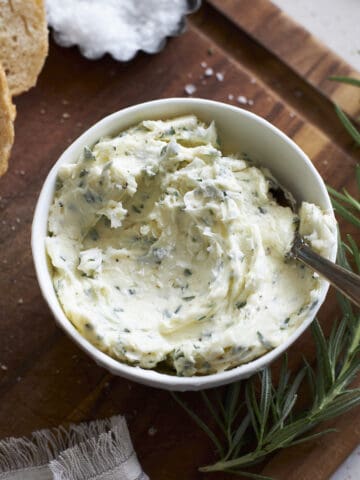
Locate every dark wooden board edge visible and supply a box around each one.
[208,0,360,118]
[0,9,359,480]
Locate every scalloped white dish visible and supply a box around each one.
[46,0,201,61]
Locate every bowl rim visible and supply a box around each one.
[31,97,337,391]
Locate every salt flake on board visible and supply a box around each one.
[237,95,248,105]
[184,84,197,95]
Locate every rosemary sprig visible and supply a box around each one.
[173,78,360,478]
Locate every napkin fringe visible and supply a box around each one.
[50,419,135,480]
[0,415,126,474]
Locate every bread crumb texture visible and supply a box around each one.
[0,0,48,95]
[0,63,15,177]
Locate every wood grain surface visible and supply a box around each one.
[0,1,359,479]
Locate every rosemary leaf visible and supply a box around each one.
[312,319,334,388]
[303,357,316,401]
[343,189,360,211]
[201,391,227,436]
[259,369,272,440]
[275,353,290,403]
[230,414,251,458]
[337,231,353,270]
[334,104,360,145]
[170,392,224,457]
[245,380,261,440]
[329,76,360,87]
[330,317,348,369]
[347,235,360,272]
[331,197,360,228]
[225,382,241,426]
[327,185,360,210]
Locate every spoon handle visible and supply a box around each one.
[293,237,360,308]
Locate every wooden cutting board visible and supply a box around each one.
[0,1,359,478]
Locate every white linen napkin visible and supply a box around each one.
[0,416,148,480]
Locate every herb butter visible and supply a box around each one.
[46,116,336,376]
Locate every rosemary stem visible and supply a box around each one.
[199,450,267,472]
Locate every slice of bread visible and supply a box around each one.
[0,0,48,96]
[0,62,15,177]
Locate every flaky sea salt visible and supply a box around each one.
[204,67,214,77]
[216,72,224,81]
[184,84,197,95]
[236,96,254,106]
[46,0,195,61]
[200,61,207,68]
[228,94,234,100]
[237,95,247,105]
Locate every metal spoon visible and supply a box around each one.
[270,184,360,308]
[290,232,360,308]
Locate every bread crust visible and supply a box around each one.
[0,63,15,177]
[0,0,49,96]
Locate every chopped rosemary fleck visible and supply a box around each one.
[88,228,99,241]
[235,301,247,309]
[256,331,272,349]
[55,177,63,191]
[84,189,100,203]
[83,146,95,161]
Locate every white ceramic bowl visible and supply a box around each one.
[32,98,337,391]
